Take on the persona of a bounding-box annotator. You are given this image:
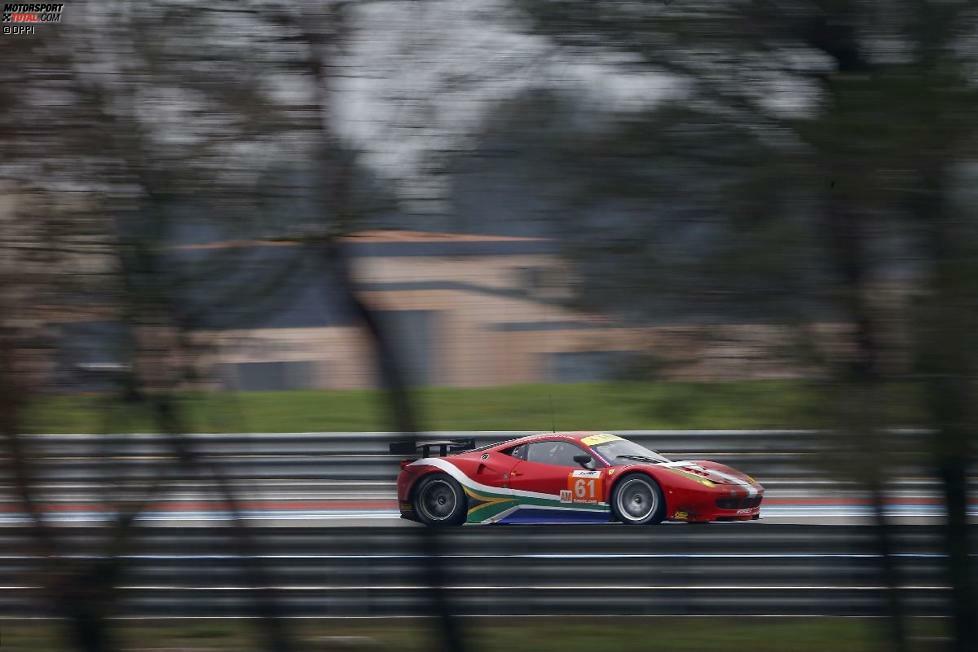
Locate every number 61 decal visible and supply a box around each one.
[566,469,603,504]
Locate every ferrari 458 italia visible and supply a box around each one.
[393,432,763,526]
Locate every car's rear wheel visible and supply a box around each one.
[611,474,665,525]
[413,474,467,526]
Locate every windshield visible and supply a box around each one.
[592,439,670,465]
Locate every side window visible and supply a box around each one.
[505,444,528,461]
[526,441,588,467]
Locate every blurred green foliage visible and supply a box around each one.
[22,379,924,433]
[0,617,949,652]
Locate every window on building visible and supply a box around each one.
[547,351,633,383]
[222,361,316,391]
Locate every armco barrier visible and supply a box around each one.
[4,429,933,484]
[0,524,966,618]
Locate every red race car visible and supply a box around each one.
[393,432,763,526]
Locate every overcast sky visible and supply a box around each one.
[335,1,676,194]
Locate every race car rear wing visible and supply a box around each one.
[389,438,477,458]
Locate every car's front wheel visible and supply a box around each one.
[413,473,467,526]
[611,474,665,525]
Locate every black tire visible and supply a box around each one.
[611,473,665,525]
[413,473,467,526]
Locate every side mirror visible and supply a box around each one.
[573,454,594,469]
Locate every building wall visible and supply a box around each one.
[197,250,606,388]
[195,250,845,389]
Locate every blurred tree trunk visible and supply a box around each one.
[324,237,467,652]
[906,9,978,645]
[288,4,467,649]
[913,168,978,652]
[0,321,117,651]
[806,17,907,652]
[822,191,907,652]
[82,56,297,648]
[811,10,908,647]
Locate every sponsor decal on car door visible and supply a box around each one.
[564,469,603,504]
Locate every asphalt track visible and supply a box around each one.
[5,429,967,527]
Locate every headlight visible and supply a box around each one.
[667,466,716,487]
